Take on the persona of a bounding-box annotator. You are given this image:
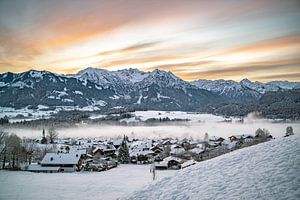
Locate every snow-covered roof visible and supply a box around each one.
[69,149,87,155]
[151,146,163,151]
[222,140,237,149]
[93,144,116,153]
[112,139,122,146]
[229,134,253,139]
[130,140,152,150]
[163,156,183,163]
[170,148,185,155]
[181,160,197,168]
[130,150,154,157]
[41,153,81,165]
[190,147,204,154]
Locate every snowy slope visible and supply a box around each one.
[124,135,300,200]
[114,68,149,84]
[71,67,149,92]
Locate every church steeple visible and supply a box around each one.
[41,128,47,144]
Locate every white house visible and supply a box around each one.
[40,153,83,172]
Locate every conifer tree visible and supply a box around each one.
[118,135,130,163]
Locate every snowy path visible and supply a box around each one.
[0,165,176,200]
[124,135,300,200]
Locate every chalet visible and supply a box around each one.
[130,150,155,164]
[190,144,205,155]
[222,140,237,150]
[93,146,116,158]
[209,136,225,143]
[180,139,198,150]
[27,152,83,173]
[229,134,254,143]
[155,156,184,170]
[150,146,163,154]
[130,140,152,152]
[228,135,242,142]
[40,153,83,172]
[170,145,185,156]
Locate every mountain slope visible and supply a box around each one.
[191,78,300,102]
[0,68,299,113]
[0,68,222,111]
[0,70,116,109]
[124,135,300,200]
[258,88,300,119]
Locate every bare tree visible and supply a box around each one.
[7,134,22,169]
[0,130,9,169]
[204,133,209,142]
[286,126,294,136]
[255,128,271,140]
[22,138,37,165]
[47,126,58,144]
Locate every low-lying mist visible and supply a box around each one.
[6,116,300,140]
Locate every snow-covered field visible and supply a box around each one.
[0,165,176,200]
[129,111,227,122]
[0,106,104,122]
[124,135,300,200]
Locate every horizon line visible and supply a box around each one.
[0,66,299,83]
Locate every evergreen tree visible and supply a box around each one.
[118,135,130,164]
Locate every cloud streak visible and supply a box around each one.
[0,0,299,82]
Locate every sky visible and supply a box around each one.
[0,0,299,82]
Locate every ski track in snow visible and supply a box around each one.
[124,135,300,200]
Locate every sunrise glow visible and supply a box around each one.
[0,0,299,81]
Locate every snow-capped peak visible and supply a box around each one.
[115,68,149,83]
[191,77,300,101]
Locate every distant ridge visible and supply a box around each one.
[0,68,299,118]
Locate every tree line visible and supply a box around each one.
[0,128,58,170]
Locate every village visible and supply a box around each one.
[1,126,294,174]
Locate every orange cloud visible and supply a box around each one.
[225,34,300,55]
[97,41,161,57]
[253,72,300,82]
[179,58,300,81]
[97,55,187,67]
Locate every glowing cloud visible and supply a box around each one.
[0,0,299,81]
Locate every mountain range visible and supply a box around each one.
[0,67,299,117]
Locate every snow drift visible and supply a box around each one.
[124,135,300,200]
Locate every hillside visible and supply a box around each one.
[197,89,300,119]
[124,135,300,200]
